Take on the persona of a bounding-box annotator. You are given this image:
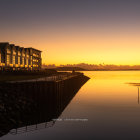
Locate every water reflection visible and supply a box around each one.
[127,83,140,104]
[0,76,89,138]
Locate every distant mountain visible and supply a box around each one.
[42,63,140,71]
[54,67,86,71]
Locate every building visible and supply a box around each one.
[0,42,42,71]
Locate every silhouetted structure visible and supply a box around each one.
[127,83,140,104]
[0,74,89,137]
[138,87,139,104]
[0,42,42,71]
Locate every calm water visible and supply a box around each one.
[2,71,140,140]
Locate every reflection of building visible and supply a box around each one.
[0,42,42,70]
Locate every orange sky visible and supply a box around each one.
[1,0,140,65]
[2,26,140,66]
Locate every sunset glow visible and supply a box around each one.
[1,0,140,65]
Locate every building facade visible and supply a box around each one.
[0,42,42,71]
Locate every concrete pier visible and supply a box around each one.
[0,73,89,137]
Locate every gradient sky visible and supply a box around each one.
[0,0,140,65]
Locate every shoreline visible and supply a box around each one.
[58,70,140,72]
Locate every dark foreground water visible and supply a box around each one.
[1,71,140,140]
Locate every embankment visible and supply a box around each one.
[0,73,89,137]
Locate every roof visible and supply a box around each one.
[0,42,9,49]
[0,42,42,52]
[27,47,42,52]
[0,42,9,46]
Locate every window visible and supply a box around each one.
[26,58,28,65]
[22,52,25,57]
[7,48,11,54]
[7,55,10,64]
[22,58,24,65]
[13,56,15,64]
[0,52,1,63]
[33,53,38,57]
[18,57,20,65]
[18,51,21,56]
[13,50,16,55]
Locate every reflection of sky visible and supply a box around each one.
[1,0,140,65]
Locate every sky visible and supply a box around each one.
[0,0,140,65]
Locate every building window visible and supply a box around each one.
[22,52,25,57]
[26,58,28,65]
[7,48,11,54]
[22,57,24,65]
[7,55,10,64]
[33,53,38,57]
[13,56,16,64]
[18,57,20,65]
[13,50,16,55]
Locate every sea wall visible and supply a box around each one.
[0,74,89,137]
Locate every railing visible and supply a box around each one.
[10,120,55,135]
[8,72,83,83]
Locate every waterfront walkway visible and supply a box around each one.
[8,72,83,83]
